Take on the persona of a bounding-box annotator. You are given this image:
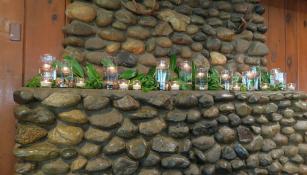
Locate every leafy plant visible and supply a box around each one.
[261,71,270,84]
[191,61,196,90]
[25,75,41,88]
[134,67,157,92]
[119,69,137,80]
[208,68,221,90]
[85,64,103,89]
[101,58,114,67]
[64,56,84,78]
[170,54,180,76]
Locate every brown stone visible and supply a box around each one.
[122,38,145,54]
[106,42,121,54]
[210,52,227,65]
[66,2,96,22]
[14,142,59,161]
[96,9,113,27]
[127,26,151,40]
[58,110,88,124]
[16,124,47,145]
[89,110,123,128]
[95,0,121,10]
[115,9,137,24]
[181,46,193,59]
[154,22,173,36]
[63,21,95,36]
[85,37,106,50]
[85,127,110,143]
[158,9,190,32]
[99,28,126,42]
[48,125,84,145]
[156,37,173,48]
[138,53,156,67]
[42,92,81,108]
[71,156,87,172]
[103,137,126,154]
[191,42,203,52]
[62,46,84,62]
[139,118,166,136]
[113,95,140,111]
[63,36,84,47]
[85,51,109,65]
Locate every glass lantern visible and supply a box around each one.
[179,60,192,89]
[119,79,129,90]
[56,61,74,88]
[220,70,232,91]
[40,71,52,88]
[170,81,180,91]
[156,60,169,91]
[287,83,296,91]
[105,65,118,90]
[132,80,142,90]
[195,68,208,90]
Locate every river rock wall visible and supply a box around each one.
[13,88,307,175]
[62,0,269,75]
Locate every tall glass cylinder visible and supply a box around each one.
[40,54,56,80]
[179,61,192,89]
[195,68,208,90]
[244,70,256,91]
[251,66,260,90]
[156,60,169,91]
[105,65,118,90]
[57,61,74,88]
[270,68,281,86]
[220,70,232,91]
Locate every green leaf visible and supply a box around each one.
[208,68,222,90]
[170,54,177,72]
[147,66,156,77]
[119,69,137,80]
[101,58,114,67]
[191,61,196,90]
[25,75,41,88]
[85,64,103,89]
[64,56,84,78]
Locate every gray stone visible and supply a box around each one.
[127,26,151,40]
[294,121,307,131]
[83,95,109,110]
[115,9,137,24]
[152,135,178,153]
[187,109,201,123]
[235,103,252,117]
[13,90,34,104]
[113,156,138,175]
[166,110,187,122]
[145,94,173,109]
[113,95,140,111]
[216,160,232,174]
[127,137,148,160]
[139,169,161,175]
[206,144,222,163]
[15,162,35,174]
[192,136,215,151]
[171,33,193,45]
[283,162,299,174]
[262,139,276,152]
[222,146,237,160]
[42,92,81,108]
[237,126,253,143]
[268,161,282,174]
[61,148,77,159]
[246,154,259,168]
[283,146,299,157]
[117,118,138,138]
[234,144,249,159]
[231,159,245,170]
[228,113,241,127]
[103,137,125,154]
[139,16,157,27]
[281,127,294,135]
[192,120,218,136]
[215,126,236,144]
[42,159,69,175]
[265,103,278,114]
[273,133,288,145]
[168,124,189,138]
[199,94,214,107]
[95,0,120,9]
[262,124,280,138]
[96,8,113,27]
[248,41,269,56]
[207,38,221,51]
[206,17,223,26]
[242,115,255,125]
[174,93,198,108]
[89,110,123,129]
[203,106,219,118]
[85,157,111,172]
[141,151,160,167]
[193,32,207,41]
[115,51,138,67]
[139,118,166,136]
[154,22,173,36]
[161,155,190,168]
[219,103,235,113]
[214,92,235,101]
[85,37,106,50]
[294,101,307,112]
[63,21,95,36]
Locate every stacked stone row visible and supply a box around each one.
[63,0,269,75]
[12,89,307,175]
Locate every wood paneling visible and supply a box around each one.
[0,0,24,174]
[298,0,307,91]
[23,0,66,83]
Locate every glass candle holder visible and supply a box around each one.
[170,81,180,91]
[75,77,86,88]
[220,70,232,91]
[232,83,241,91]
[261,83,269,90]
[40,72,52,88]
[57,61,73,88]
[287,83,296,91]
[196,68,208,90]
[277,72,287,90]
[119,80,129,90]
[251,66,260,90]
[132,80,142,90]
[40,54,54,72]
[245,70,256,91]
[270,68,281,86]
[179,61,192,89]
[105,65,118,90]
[156,60,169,91]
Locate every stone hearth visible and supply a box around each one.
[12,88,307,174]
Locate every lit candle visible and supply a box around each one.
[156,60,169,91]
[61,66,71,75]
[221,73,230,81]
[76,78,85,88]
[181,61,192,72]
[171,81,180,91]
[233,83,241,91]
[41,63,52,72]
[119,80,129,90]
[107,66,117,74]
[261,83,269,90]
[287,83,296,91]
[133,80,141,90]
[40,79,52,88]
[197,72,205,79]
[246,71,256,80]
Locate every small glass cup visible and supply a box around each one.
[119,80,129,90]
[195,68,208,91]
[132,80,142,90]
[170,81,180,91]
[232,83,241,91]
[220,70,232,91]
[179,61,192,87]
[75,77,86,88]
[261,83,269,90]
[105,65,118,90]
[156,59,169,91]
[287,83,296,91]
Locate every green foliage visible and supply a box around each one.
[208,68,221,90]
[25,75,41,88]
[119,69,137,80]
[191,61,196,90]
[270,83,284,91]
[134,67,157,92]
[170,54,180,75]
[101,58,114,67]
[261,71,270,84]
[64,56,84,78]
[85,64,103,89]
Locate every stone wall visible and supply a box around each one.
[13,88,307,175]
[62,0,269,75]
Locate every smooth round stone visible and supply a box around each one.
[215,126,236,144]
[80,143,100,157]
[141,151,160,167]
[117,118,138,138]
[139,118,166,136]
[42,159,69,175]
[58,110,88,124]
[228,113,241,127]
[61,148,78,159]
[161,155,190,168]
[86,157,112,172]
[103,137,126,154]
[70,156,88,172]
[16,124,47,145]
[42,92,81,108]
[151,135,178,153]
[126,138,148,159]
[14,142,59,161]
[48,125,84,146]
[113,156,138,175]
[66,2,96,22]
[192,136,215,151]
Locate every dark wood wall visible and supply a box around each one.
[0,0,307,174]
